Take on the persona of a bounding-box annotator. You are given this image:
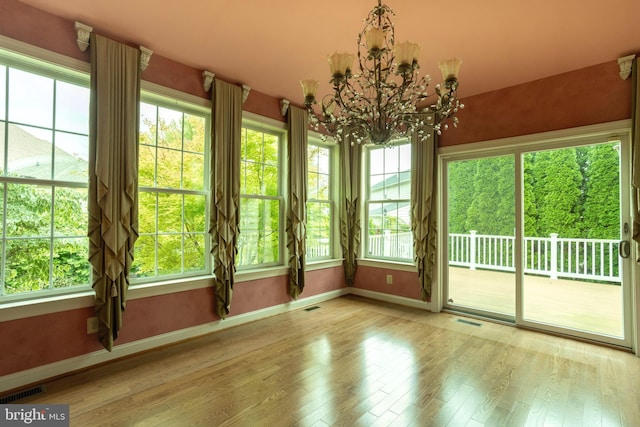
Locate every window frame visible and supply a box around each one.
[363,141,414,263]
[306,137,335,262]
[237,116,286,270]
[132,90,212,285]
[0,47,92,302]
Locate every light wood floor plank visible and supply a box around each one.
[9,295,640,426]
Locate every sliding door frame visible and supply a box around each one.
[438,120,638,353]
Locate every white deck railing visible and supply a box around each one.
[305,230,621,283]
[449,231,620,283]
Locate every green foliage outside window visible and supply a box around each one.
[238,127,281,267]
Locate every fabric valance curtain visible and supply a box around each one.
[631,58,640,253]
[88,33,140,351]
[286,106,308,299]
[410,125,438,301]
[210,79,242,319]
[339,137,362,286]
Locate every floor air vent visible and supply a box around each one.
[0,385,46,404]
[304,306,320,312]
[457,318,482,327]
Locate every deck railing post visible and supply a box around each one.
[470,230,477,270]
[549,233,558,280]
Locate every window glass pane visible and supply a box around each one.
[317,174,330,199]
[131,235,156,279]
[5,238,50,294]
[184,114,205,153]
[156,147,182,188]
[53,237,89,288]
[55,81,89,134]
[183,152,204,190]
[244,129,263,163]
[8,68,53,128]
[8,125,52,180]
[158,107,183,149]
[0,122,5,175]
[6,183,51,237]
[138,192,157,234]
[184,194,206,232]
[384,146,399,173]
[184,233,205,272]
[308,170,319,199]
[139,144,156,187]
[140,102,157,146]
[54,187,87,236]
[242,160,262,195]
[0,183,4,236]
[157,234,182,275]
[307,201,331,259]
[263,165,278,196]
[370,147,384,175]
[239,197,280,266]
[157,193,182,233]
[263,133,279,165]
[54,132,88,182]
[0,65,5,120]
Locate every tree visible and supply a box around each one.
[465,156,515,235]
[582,143,620,239]
[447,160,476,233]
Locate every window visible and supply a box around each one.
[306,141,333,261]
[132,96,209,281]
[365,142,413,261]
[238,125,283,268]
[0,52,91,298]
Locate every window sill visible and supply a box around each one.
[306,259,343,271]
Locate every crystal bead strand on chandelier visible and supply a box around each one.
[301,0,463,146]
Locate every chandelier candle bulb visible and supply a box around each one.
[301,79,319,101]
[328,52,354,78]
[365,27,385,51]
[439,57,463,82]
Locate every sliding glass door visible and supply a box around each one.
[520,142,628,339]
[443,132,632,347]
[446,155,516,320]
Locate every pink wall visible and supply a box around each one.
[440,60,632,146]
[354,266,423,300]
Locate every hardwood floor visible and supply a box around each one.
[14,295,640,426]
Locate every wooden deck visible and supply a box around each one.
[448,267,623,337]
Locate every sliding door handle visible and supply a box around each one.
[619,240,630,259]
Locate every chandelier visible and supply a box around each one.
[300,0,463,146]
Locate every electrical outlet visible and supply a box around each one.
[87,317,98,334]
[386,274,393,285]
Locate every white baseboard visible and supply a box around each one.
[349,287,432,312]
[0,288,349,394]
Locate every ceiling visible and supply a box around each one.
[19,0,640,104]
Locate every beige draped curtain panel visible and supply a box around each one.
[88,33,141,351]
[631,58,640,255]
[411,125,438,301]
[209,79,242,319]
[339,137,362,286]
[286,106,308,299]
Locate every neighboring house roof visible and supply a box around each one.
[4,124,87,182]
[370,170,410,192]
